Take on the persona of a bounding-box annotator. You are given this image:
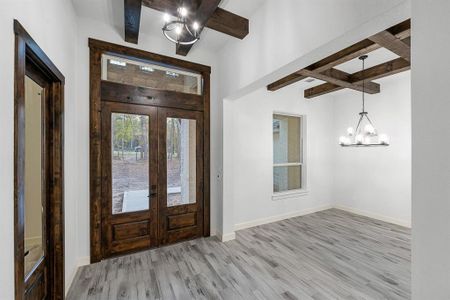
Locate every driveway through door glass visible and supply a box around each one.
[101,102,158,257]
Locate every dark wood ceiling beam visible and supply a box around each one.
[304,57,410,99]
[299,68,380,94]
[205,8,249,39]
[124,0,143,44]
[267,19,411,92]
[176,0,222,56]
[142,0,249,39]
[267,73,308,91]
[369,31,411,62]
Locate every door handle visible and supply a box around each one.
[148,185,157,197]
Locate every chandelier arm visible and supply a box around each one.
[163,20,199,45]
[184,24,197,38]
[364,113,376,127]
[355,113,365,134]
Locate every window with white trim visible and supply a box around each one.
[273,114,304,193]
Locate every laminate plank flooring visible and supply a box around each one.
[67,209,410,299]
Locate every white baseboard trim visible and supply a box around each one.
[25,236,42,246]
[333,205,411,228]
[234,204,333,231]
[216,231,236,242]
[65,256,91,296]
[77,256,91,267]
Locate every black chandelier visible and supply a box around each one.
[339,55,390,147]
[162,7,200,45]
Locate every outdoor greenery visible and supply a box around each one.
[167,118,182,159]
[112,113,149,160]
[111,114,183,161]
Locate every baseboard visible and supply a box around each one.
[77,256,91,267]
[65,256,91,296]
[333,205,411,228]
[234,204,333,231]
[25,236,42,246]
[216,230,236,242]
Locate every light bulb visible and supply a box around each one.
[364,124,375,135]
[347,127,355,136]
[175,25,182,35]
[379,134,390,145]
[163,13,171,23]
[363,136,371,145]
[339,136,347,145]
[179,7,188,17]
[192,21,199,31]
[355,134,364,144]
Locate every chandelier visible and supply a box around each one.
[339,55,390,147]
[162,7,200,45]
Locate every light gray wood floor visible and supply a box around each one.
[67,209,411,300]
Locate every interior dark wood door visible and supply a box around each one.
[158,108,204,245]
[101,102,158,257]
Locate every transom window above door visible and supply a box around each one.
[273,114,306,194]
[101,54,203,95]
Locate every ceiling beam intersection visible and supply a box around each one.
[176,0,222,56]
[298,68,380,95]
[267,19,411,92]
[304,57,410,99]
[369,30,411,62]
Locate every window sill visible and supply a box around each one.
[272,189,309,201]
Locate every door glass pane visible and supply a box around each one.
[166,118,196,207]
[101,54,203,95]
[273,165,302,193]
[24,76,44,277]
[111,113,150,214]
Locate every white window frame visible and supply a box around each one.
[272,112,308,201]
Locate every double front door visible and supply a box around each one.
[101,102,204,258]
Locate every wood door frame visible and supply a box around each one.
[14,20,65,300]
[89,39,211,263]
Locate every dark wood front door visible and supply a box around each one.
[100,102,204,258]
[101,102,158,257]
[158,108,204,245]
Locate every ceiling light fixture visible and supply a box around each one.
[339,55,390,147]
[162,7,200,45]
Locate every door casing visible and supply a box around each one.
[14,20,65,300]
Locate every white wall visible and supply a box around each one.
[75,16,222,264]
[226,85,335,230]
[333,72,411,227]
[0,0,78,298]
[218,0,409,99]
[225,72,412,233]
[411,0,450,298]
